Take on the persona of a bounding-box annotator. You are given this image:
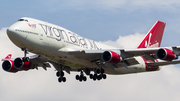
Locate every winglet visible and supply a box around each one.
[137,21,166,48]
[5,54,12,59]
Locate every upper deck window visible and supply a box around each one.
[18,19,28,22]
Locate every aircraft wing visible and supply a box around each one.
[68,48,160,60]
[2,54,51,73]
[68,46,180,67]
[28,55,51,70]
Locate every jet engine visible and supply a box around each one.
[14,58,32,70]
[157,48,176,61]
[2,60,18,73]
[102,51,121,64]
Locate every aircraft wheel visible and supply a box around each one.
[102,74,107,79]
[60,71,64,77]
[83,76,87,81]
[96,69,101,74]
[90,74,93,79]
[97,75,102,80]
[76,75,79,80]
[62,77,66,82]
[93,76,96,81]
[94,74,97,78]
[58,77,66,83]
[56,72,60,77]
[79,77,82,82]
[80,75,83,79]
[58,77,62,83]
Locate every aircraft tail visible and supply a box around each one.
[137,21,166,48]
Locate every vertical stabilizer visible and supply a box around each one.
[137,21,166,48]
[5,54,12,59]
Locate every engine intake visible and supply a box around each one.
[102,51,121,64]
[14,58,31,70]
[2,60,18,73]
[157,48,176,61]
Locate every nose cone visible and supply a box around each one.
[6,23,28,48]
[7,25,17,40]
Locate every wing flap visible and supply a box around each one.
[147,60,180,66]
[123,58,139,66]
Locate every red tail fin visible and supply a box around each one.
[137,21,166,48]
[5,54,12,59]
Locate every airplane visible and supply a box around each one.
[2,17,180,83]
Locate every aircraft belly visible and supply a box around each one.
[51,56,98,69]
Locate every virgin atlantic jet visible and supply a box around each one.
[2,17,180,83]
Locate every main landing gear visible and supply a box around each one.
[89,69,107,81]
[75,71,87,82]
[56,71,66,83]
[75,68,107,82]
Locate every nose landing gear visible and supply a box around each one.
[21,48,29,62]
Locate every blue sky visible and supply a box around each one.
[1,0,180,44]
[1,0,180,101]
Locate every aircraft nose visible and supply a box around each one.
[6,23,28,47]
[7,25,18,40]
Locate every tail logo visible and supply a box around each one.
[145,33,159,48]
[145,33,152,48]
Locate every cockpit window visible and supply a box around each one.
[18,19,28,22]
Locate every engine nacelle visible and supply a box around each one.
[157,48,176,61]
[14,58,32,70]
[102,51,121,64]
[2,60,18,73]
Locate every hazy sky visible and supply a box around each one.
[1,0,180,101]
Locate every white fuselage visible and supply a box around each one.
[7,17,159,75]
